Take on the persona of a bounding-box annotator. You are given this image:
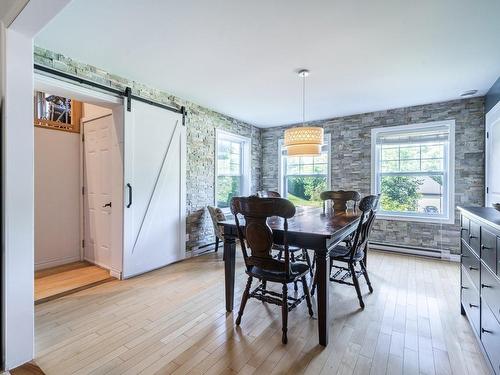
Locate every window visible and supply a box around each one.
[34,91,82,133]
[371,121,455,223]
[215,130,251,208]
[279,134,331,207]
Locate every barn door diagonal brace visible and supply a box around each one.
[131,121,180,253]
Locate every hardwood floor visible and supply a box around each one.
[35,261,114,304]
[9,362,45,375]
[35,250,490,374]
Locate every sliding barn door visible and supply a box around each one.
[123,100,186,278]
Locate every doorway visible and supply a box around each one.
[486,101,500,206]
[33,75,124,303]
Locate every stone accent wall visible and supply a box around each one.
[34,47,262,252]
[262,98,485,254]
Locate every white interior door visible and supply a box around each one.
[83,114,113,269]
[486,102,500,206]
[123,100,186,278]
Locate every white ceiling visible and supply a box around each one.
[35,0,500,128]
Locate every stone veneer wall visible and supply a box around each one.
[34,46,262,252]
[262,98,485,254]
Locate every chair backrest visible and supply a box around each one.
[230,196,295,275]
[320,190,361,211]
[207,206,227,240]
[348,195,379,260]
[256,190,281,198]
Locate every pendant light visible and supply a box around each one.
[284,69,323,156]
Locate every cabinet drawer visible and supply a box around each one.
[469,221,481,256]
[481,302,500,375]
[481,263,500,324]
[462,240,480,290]
[462,266,480,334]
[461,215,470,242]
[481,227,498,273]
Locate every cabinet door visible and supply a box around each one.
[481,263,500,324]
[498,237,500,278]
[481,302,500,374]
[461,215,470,242]
[462,240,481,290]
[469,221,481,256]
[481,227,498,273]
[462,267,480,335]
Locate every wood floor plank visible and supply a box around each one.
[35,250,490,375]
[35,262,114,304]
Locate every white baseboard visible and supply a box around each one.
[35,255,81,270]
[369,242,460,262]
[110,268,122,280]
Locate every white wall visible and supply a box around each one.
[83,103,112,119]
[2,1,72,369]
[34,127,81,269]
[2,27,35,370]
[0,17,6,374]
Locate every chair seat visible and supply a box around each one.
[248,262,310,283]
[329,244,364,261]
[272,244,302,252]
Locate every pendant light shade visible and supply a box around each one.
[284,127,324,156]
[284,69,323,156]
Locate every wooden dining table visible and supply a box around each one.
[219,206,361,346]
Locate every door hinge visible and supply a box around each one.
[486,131,489,139]
[82,186,85,195]
[486,187,489,194]
[82,240,85,248]
[82,133,85,142]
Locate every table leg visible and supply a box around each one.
[224,237,236,312]
[316,250,330,346]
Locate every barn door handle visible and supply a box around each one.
[126,183,132,208]
[102,202,112,208]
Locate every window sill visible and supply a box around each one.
[376,213,455,225]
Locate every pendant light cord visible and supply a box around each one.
[302,73,306,126]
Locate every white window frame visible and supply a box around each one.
[371,120,455,224]
[278,133,332,200]
[214,129,251,209]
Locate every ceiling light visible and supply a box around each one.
[460,89,478,97]
[284,70,323,156]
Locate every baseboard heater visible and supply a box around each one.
[369,242,460,262]
[191,241,219,256]
[192,241,460,262]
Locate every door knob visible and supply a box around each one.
[103,202,112,208]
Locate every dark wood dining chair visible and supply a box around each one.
[231,196,314,344]
[320,190,361,213]
[312,195,379,309]
[207,205,227,252]
[256,190,314,288]
[319,190,361,251]
[256,190,281,198]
